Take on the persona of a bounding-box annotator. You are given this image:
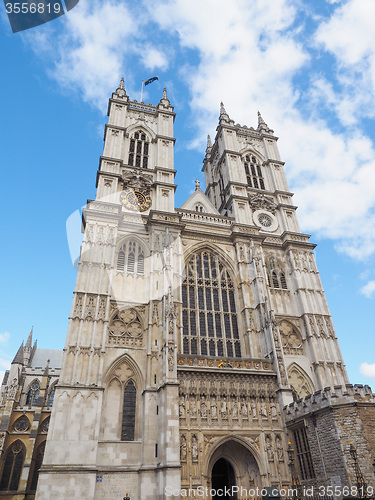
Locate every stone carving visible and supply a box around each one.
[200,396,207,418]
[73,293,83,318]
[179,397,186,418]
[191,435,198,462]
[168,344,174,372]
[276,435,284,461]
[249,193,277,214]
[241,399,248,418]
[108,308,143,347]
[265,435,274,461]
[232,401,238,419]
[260,402,268,419]
[180,435,187,462]
[279,320,303,355]
[121,171,153,190]
[190,399,197,418]
[211,397,218,419]
[8,378,18,400]
[85,295,97,319]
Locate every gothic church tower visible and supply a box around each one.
[37,80,182,499]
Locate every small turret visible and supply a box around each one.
[257,111,274,135]
[158,87,173,111]
[112,76,129,101]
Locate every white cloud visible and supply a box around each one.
[21,0,375,260]
[360,362,375,378]
[360,281,375,299]
[314,0,375,123]
[0,332,10,344]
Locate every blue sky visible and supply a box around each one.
[1,0,375,386]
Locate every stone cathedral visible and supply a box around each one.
[1,80,375,500]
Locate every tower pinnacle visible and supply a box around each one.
[113,76,128,100]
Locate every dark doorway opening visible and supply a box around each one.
[211,458,237,499]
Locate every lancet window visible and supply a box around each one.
[266,257,288,290]
[244,155,265,190]
[26,382,40,407]
[117,241,145,275]
[128,131,149,168]
[0,441,25,491]
[121,380,136,441]
[182,249,241,358]
[30,442,45,492]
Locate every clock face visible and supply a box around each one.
[120,187,152,212]
[258,214,272,227]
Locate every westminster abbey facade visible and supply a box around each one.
[1,80,374,499]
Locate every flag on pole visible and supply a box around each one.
[144,76,159,86]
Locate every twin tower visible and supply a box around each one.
[35,79,353,499]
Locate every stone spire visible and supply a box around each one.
[12,342,24,365]
[257,111,273,134]
[113,76,128,100]
[24,327,33,366]
[158,86,173,110]
[219,102,230,124]
[207,134,212,149]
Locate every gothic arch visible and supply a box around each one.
[239,147,266,163]
[279,320,303,354]
[25,379,40,406]
[102,355,143,441]
[104,353,144,388]
[206,435,266,478]
[183,242,238,279]
[181,246,243,357]
[125,123,156,141]
[287,363,315,399]
[0,439,25,492]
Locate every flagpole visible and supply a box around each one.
[140,81,144,102]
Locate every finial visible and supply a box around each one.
[195,179,200,190]
[43,359,50,377]
[257,110,266,125]
[25,327,33,349]
[207,134,212,149]
[220,102,226,115]
[114,76,128,99]
[257,110,273,134]
[159,86,171,106]
[12,342,24,365]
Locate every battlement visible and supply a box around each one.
[284,384,375,420]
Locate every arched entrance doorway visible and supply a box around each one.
[211,458,237,499]
[207,438,262,499]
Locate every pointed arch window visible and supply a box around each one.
[121,380,136,441]
[0,441,25,491]
[48,386,55,407]
[266,257,288,290]
[182,250,241,358]
[244,155,265,190]
[26,382,40,407]
[30,442,45,492]
[117,241,145,275]
[128,131,149,169]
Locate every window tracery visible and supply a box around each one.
[13,416,30,433]
[243,155,265,190]
[26,382,40,407]
[182,249,241,358]
[30,442,45,491]
[117,241,145,275]
[266,257,288,290]
[0,441,25,491]
[128,130,149,168]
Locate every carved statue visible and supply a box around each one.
[200,397,207,418]
[190,399,197,418]
[241,400,248,418]
[192,435,198,462]
[276,435,284,461]
[180,435,187,461]
[179,398,186,418]
[211,397,218,419]
[265,435,274,461]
